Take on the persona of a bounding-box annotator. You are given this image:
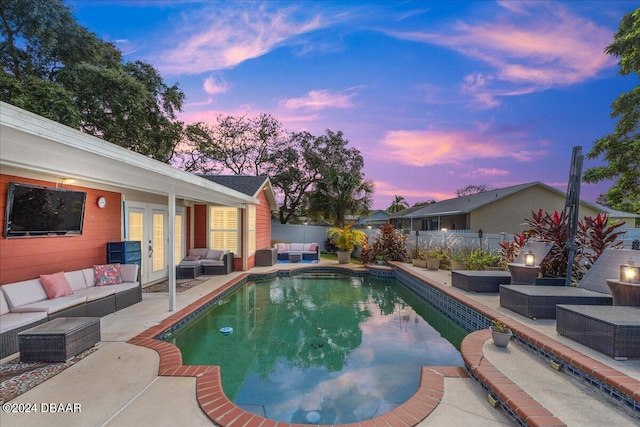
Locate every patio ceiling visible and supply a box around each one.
[0,102,257,207]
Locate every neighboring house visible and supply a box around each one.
[199,175,278,270]
[0,102,276,295]
[356,209,391,228]
[389,182,638,235]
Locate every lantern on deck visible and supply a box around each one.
[524,251,535,267]
[620,261,640,284]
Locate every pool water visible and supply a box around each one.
[171,273,465,424]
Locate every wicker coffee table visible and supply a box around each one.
[18,317,101,362]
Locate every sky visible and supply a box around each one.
[67,0,638,210]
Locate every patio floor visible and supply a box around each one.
[1,261,638,426]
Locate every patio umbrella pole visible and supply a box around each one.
[563,146,583,287]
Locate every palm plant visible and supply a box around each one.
[308,169,373,228]
[387,195,409,213]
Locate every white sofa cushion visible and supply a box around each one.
[189,248,209,258]
[0,311,47,334]
[2,279,47,309]
[206,250,224,260]
[0,288,10,315]
[109,282,139,294]
[119,264,139,283]
[74,286,116,302]
[82,268,96,288]
[65,270,89,292]
[290,243,305,251]
[10,294,87,314]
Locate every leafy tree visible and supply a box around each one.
[413,200,437,207]
[387,195,409,213]
[584,8,640,215]
[455,184,492,197]
[0,0,186,161]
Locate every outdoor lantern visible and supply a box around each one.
[620,261,640,284]
[524,251,535,267]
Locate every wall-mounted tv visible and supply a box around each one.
[4,182,87,237]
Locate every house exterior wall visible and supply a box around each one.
[249,190,273,269]
[193,204,208,248]
[0,174,121,284]
[469,186,602,234]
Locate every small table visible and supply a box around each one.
[256,248,277,266]
[18,317,101,362]
[288,252,302,263]
[507,263,540,286]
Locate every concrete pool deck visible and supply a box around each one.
[1,261,638,426]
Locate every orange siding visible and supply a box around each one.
[256,192,272,251]
[0,175,121,285]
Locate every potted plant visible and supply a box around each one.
[490,320,512,347]
[424,246,449,271]
[327,224,367,264]
[450,247,470,270]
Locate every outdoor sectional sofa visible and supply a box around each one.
[0,264,141,358]
[176,248,234,279]
[274,242,320,262]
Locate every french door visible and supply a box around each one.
[125,203,166,283]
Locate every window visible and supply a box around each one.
[209,207,239,253]
[248,205,256,255]
[174,212,183,265]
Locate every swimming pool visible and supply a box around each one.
[170,273,465,424]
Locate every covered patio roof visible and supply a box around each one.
[0,102,257,207]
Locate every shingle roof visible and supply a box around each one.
[404,182,538,218]
[199,175,269,198]
[388,203,431,219]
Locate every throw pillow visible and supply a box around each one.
[184,254,202,261]
[94,264,122,286]
[40,272,74,299]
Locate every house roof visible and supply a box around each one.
[200,175,279,211]
[0,102,256,207]
[388,203,436,219]
[394,181,637,219]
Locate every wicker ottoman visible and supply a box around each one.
[18,317,101,362]
[256,248,277,266]
[557,305,640,359]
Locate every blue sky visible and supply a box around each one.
[67,1,637,210]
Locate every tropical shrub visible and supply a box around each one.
[465,248,504,270]
[576,213,625,265]
[360,223,408,264]
[327,224,367,252]
[497,232,529,263]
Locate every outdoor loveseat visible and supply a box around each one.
[176,248,234,279]
[0,264,141,358]
[274,243,320,262]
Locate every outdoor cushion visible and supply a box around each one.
[108,282,139,294]
[82,268,97,288]
[65,270,89,292]
[189,248,209,258]
[206,250,225,260]
[74,286,116,302]
[1,279,48,308]
[184,254,201,261]
[40,272,74,299]
[9,294,87,314]
[290,243,305,251]
[179,260,202,267]
[276,243,287,252]
[200,259,224,266]
[0,289,10,315]
[94,264,122,286]
[119,264,139,283]
[0,311,47,334]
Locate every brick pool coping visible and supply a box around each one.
[129,266,640,426]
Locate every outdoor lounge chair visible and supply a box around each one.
[499,248,640,319]
[451,241,554,293]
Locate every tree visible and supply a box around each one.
[413,200,437,207]
[0,0,186,162]
[455,184,492,197]
[387,195,409,213]
[583,8,640,215]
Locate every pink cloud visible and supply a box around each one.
[374,128,548,168]
[461,168,510,178]
[280,88,359,110]
[374,180,454,202]
[203,75,228,95]
[389,2,616,108]
[156,4,324,74]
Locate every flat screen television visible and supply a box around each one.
[4,182,87,237]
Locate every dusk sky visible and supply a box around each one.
[67,1,638,210]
